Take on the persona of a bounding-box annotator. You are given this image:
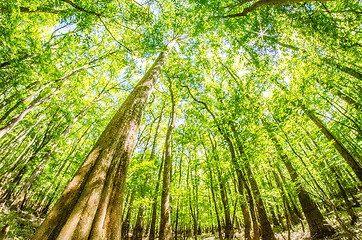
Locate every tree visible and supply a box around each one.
[31,37,178,240]
[159,81,177,240]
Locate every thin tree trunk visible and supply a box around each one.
[184,86,256,240]
[231,125,276,240]
[37,124,93,215]
[0,80,58,125]
[303,108,362,182]
[149,151,165,240]
[275,81,362,182]
[209,140,233,239]
[10,150,52,209]
[204,146,223,240]
[121,192,135,240]
[0,88,59,139]
[31,37,177,240]
[0,115,45,167]
[187,157,198,240]
[316,78,362,111]
[263,119,335,239]
[175,139,185,240]
[322,57,362,81]
[159,81,177,240]
[133,108,164,240]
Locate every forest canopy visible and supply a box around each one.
[0,0,361,239]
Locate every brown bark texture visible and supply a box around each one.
[31,37,177,240]
[159,81,177,240]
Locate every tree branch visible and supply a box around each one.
[98,17,134,53]
[60,0,103,17]
[222,0,335,18]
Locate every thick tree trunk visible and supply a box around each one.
[31,38,177,240]
[159,81,177,240]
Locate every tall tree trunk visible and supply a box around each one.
[0,88,59,139]
[31,37,177,240]
[0,122,42,177]
[275,81,362,182]
[263,119,335,239]
[315,78,362,111]
[187,156,198,240]
[322,57,362,81]
[10,149,52,209]
[231,125,276,240]
[121,192,135,240]
[302,107,362,182]
[149,151,165,240]
[209,140,233,239]
[232,173,252,240]
[203,146,222,240]
[0,79,58,125]
[329,164,358,225]
[175,140,185,240]
[133,107,164,240]
[0,118,54,193]
[224,136,258,240]
[37,124,93,215]
[184,86,255,240]
[159,81,177,240]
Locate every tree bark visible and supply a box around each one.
[275,81,362,182]
[303,107,362,182]
[203,146,223,240]
[121,192,135,240]
[231,125,276,240]
[208,140,233,239]
[184,85,256,240]
[315,78,362,111]
[149,152,164,240]
[263,119,335,239]
[159,81,177,240]
[133,107,164,240]
[31,37,177,240]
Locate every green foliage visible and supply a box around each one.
[0,0,361,238]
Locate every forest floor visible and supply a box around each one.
[0,205,361,240]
